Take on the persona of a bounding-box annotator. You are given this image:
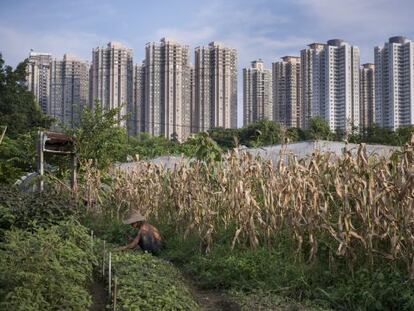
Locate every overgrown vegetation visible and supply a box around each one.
[82,144,414,310]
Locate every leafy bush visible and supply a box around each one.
[0,220,96,310]
[68,103,129,170]
[111,252,200,310]
[0,132,38,184]
[0,186,76,232]
[81,213,136,245]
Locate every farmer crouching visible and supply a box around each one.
[117,210,162,254]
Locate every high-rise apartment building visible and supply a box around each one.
[300,43,325,129]
[49,54,89,128]
[188,64,196,133]
[144,38,191,141]
[273,56,301,128]
[26,52,52,114]
[360,63,375,128]
[131,62,146,136]
[194,42,237,132]
[375,36,414,130]
[243,59,272,126]
[300,40,360,132]
[90,42,133,127]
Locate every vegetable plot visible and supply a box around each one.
[110,252,200,310]
[0,220,96,310]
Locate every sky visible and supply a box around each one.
[1,0,413,126]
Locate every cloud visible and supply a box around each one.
[295,0,414,36]
[155,26,216,47]
[2,0,413,127]
[0,26,110,66]
[151,1,307,127]
[291,0,414,62]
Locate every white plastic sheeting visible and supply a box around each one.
[116,140,399,172]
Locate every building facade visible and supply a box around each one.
[194,42,237,132]
[300,43,325,129]
[26,52,52,114]
[188,64,196,133]
[375,36,414,130]
[273,56,301,128]
[90,42,133,127]
[243,59,272,126]
[144,38,191,141]
[131,62,145,135]
[50,54,89,128]
[300,40,360,132]
[360,63,375,128]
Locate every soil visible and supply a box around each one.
[90,276,108,311]
[185,277,241,311]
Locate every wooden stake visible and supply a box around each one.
[113,277,118,311]
[0,126,7,145]
[108,252,112,296]
[37,131,44,192]
[102,240,106,276]
[90,230,94,250]
[70,153,77,193]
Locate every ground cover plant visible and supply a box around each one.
[110,251,200,310]
[0,220,96,310]
[0,185,76,234]
[82,143,414,310]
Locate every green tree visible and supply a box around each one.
[0,54,52,138]
[304,117,332,140]
[128,133,181,159]
[395,125,414,145]
[0,132,38,184]
[0,54,52,184]
[239,119,282,147]
[69,103,128,170]
[286,127,304,142]
[185,132,222,162]
[208,127,240,150]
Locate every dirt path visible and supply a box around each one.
[90,277,108,311]
[184,277,241,311]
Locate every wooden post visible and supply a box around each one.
[90,230,94,250]
[0,126,7,145]
[70,153,77,193]
[37,131,44,192]
[113,277,118,311]
[102,240,106,276]
[108,252,112,297]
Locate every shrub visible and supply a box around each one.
[0,186,76,232]
[0,220,96,310]
[81,213,136,245]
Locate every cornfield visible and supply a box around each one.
[80,143,414,277]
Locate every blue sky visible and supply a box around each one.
[1,0,413,125]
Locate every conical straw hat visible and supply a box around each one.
[122,210,145,224]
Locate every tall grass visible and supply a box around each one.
[80,143,414,278]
